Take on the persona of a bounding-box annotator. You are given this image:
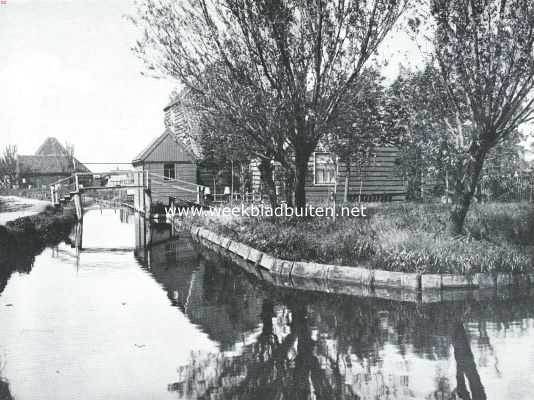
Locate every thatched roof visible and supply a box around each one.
[17,155,90,175]
[163,90,203,159]
[35,137,69,156]
[17,137,90,175]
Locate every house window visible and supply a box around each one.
[164,163,175,180]
[314,153,336,185]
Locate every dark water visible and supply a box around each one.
[0,209,533,400]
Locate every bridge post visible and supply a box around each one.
[73,192,83,221]
[144,189,152,218]
[143,170,152,218]
[74,221,83,250]
[50,186,58,206]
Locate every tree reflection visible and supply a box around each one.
[164,250,534,399]
[0,379,14,400]
[170,295,364,399]
[452,323,487,400]
[0,358,13,400]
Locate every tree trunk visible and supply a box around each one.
[284,168,295,207]
[450,148,487,234]
[344,161,351,203]
[294,146,313,209]
[258,158,277,209]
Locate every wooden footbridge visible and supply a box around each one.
[49,171,208,220]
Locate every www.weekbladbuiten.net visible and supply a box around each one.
[165,203,368,218]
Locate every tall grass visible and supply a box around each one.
[196,202,534,274]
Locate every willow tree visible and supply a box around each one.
[185,64,292,207]
[427,0,534,233]
[131,0,410,208]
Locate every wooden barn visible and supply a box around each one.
[132,129,199,206]
[16,137,90,189]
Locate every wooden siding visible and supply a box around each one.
[143,134,194,163]
[143,162,198,204]
[306,146,406,202]
[247,146,405,202]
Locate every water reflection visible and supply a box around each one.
[103,212,534,399]
[0,209,533,399]
[160,252,534,400]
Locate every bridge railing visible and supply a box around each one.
[72,171,143,191]
[147,172,207,194]
[48,176,76,204]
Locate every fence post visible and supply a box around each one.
[73,192,83,221]
[50,186,56,205]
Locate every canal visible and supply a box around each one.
[0,208,533,399]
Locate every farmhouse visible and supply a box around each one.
[163,92,406,202]
[133,91,407,206]
[16,137,90,189]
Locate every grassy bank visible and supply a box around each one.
[193,202,533,275]
[0,188,50,201]
[0,206,76,267]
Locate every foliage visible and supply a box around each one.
[130,0,410,208]
[385,65,461,200]
[411,0,534,233]
[386,65,530,202]
[324,68,391,200]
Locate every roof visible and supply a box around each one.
[17,155,91,174]
[17,137,91,175]
[163,90,203,159]
[163,88,191,111]
[35,137,69,156]
[132,129,197,164]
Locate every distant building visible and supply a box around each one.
[16,137,90,189]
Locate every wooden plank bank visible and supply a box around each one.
[188,224,534,304]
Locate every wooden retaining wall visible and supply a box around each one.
[190,225,534,301]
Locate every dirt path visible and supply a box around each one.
[0,196,50,225]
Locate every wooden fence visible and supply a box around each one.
[479,174,534,202]
[421,173,534,203]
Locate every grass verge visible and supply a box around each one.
[0,206,76,267]
[189,202,533,275]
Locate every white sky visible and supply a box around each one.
[1,1,529,169]
[0,0,174,171]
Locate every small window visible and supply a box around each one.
[314,153,336,185]
[164,163,175,180]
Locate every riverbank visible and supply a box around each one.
[0,204,76,267]
[185,202,533,276]
[0,196,50,225]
